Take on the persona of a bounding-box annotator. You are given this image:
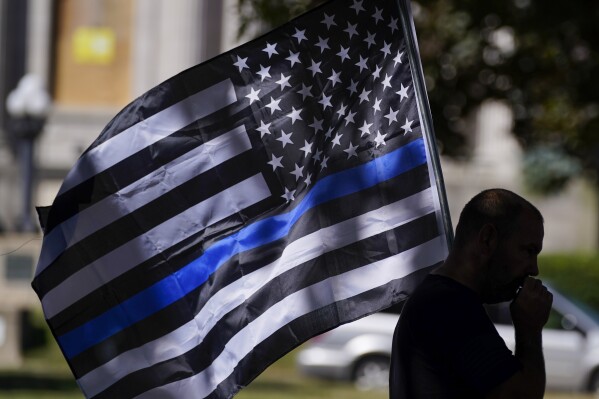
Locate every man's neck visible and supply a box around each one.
[433,251,484,297]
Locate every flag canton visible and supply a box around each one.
[223,0,419,203]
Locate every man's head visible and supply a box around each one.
[454,189,544,303]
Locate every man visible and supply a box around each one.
[389,188,553,398]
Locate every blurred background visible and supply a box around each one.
[0,0,597,398]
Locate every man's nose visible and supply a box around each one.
[529,258,539,276]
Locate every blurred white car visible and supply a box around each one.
[296,285,599,392]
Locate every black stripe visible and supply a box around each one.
[49,164,430,337]
[90,213,439,398]
[207,264,438,399]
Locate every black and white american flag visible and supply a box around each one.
[32,0,450,397]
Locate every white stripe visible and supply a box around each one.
[137,236,447,398]
[35,125,251,277]
[58,79,237,195]
[41,174,271,319]
[77,188,437,397]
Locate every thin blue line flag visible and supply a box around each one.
[32,0,450,397]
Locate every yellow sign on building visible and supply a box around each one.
[72,27,116,65]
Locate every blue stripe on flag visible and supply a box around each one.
[57,138,427,359]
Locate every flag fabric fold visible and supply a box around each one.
[32,0,450,397]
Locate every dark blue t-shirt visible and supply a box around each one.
[389,274,521,398]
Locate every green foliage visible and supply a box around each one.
[236,0,324,38]
[523,145,581,194]
[539,253,599,310]
[413,0,599,168]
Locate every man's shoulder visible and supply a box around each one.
[402,274,487,325]
[410,274,478,304]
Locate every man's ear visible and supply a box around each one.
[478,223,498,257]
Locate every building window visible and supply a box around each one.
[53,0,133,107]
[5,254,34,281]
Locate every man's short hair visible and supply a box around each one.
[453,188,543,248]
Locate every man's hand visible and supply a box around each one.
[510,277,553,334]
[487,277,553,399]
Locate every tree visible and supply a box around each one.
[237,0,599,193]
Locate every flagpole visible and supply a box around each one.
[396,0,454,248]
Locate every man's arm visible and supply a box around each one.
[486,278,552,399]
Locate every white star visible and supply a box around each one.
[322,13,336,29]
[364,31,376,49]
[331,133,342,148]
[297,84,313,100]
[372,7,384,24]
[336,103,347,117]
[347,79,359,95]
[374,130,387,147]
[324,127,335,139]
[308,59,322,76]
[300,140,313,156]
[358,121,373,137]
[268,154,283,171]
[282,187,296,202]
[313,148,323,162]
[350,0,365,14]
[344,142,359,158]
[393,51,404,67]
[372,64,382,79]
[389,17,399,33]
[276,73,291,90]
[396,83,410,101]
[287,107,303,125]
[344,22,358,39]
[345,110,356,126]
[327,69,342,87]
[384,107,399,124]
[277,130,294,147]
[320,155,329,171]
[304,173,313,186]
[245,87,260,104]
[381,42,392,57]
[291,163,304,181]
[257,65,271,81]
[319,93,332,109]
[359,88,371,103]
[315,36,330,53]
[233,56,249,72]
[309,118,324,133]
[356,56,368,72]
[263,42,278,58]
[373,97,382,114]
[286,51,301,67]
[293,28,307,44]
[257,121,272,137]
[381,74,393,90]
[401,118,414,134]
[266,97,281,114]
[337,46,350,63]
